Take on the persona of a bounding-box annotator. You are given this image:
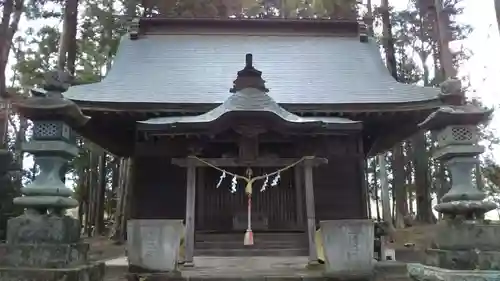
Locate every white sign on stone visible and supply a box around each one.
[320,220,374,277]
[127,219,184,272]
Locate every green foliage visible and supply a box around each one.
[141,0,358,19]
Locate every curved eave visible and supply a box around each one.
[69,97,444,116]
[138,111,362,134]
[12,96,89,128]
[366,108,437,157]
[11,96,134,157]
[418,105,494,131]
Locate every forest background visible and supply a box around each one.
[0,0,499,240]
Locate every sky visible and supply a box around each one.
[12,0,500,219]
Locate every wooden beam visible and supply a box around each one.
[184,160,196,267]
[303,160,318,264]
[172,157,328,168]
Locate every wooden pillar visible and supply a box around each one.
[294,166,305,229]
[303,161,318,264]
[196,168,205,230]
[184,161,197,267]
[358,137,369,218]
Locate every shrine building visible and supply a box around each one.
[16,17,451,265]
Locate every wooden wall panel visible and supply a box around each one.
[313,156,364,221]
[130,133,368,228]
[131,157,186,219]
[198,167,299,231]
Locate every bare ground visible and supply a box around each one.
[390,224,438,250]
[85,236,126,262]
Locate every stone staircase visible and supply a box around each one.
[194,232,308,256]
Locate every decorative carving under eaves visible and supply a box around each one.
[234,124,266,138]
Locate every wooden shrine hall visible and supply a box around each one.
[14,17,448,264]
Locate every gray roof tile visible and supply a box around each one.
[64,33,440,105]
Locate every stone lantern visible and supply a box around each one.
[0,70,104,281]
[407,79,500,280]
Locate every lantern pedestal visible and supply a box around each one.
[0,71,105,281]
[408,96,500,280]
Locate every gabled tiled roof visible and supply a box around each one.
[64,32,440,105]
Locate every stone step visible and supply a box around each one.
[195,233,306,243]
[194,248,308,256]
[196,241,307,249]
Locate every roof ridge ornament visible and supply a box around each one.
[230,54,269,93]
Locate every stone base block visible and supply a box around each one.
[433,221,500,251]
[7,213,79,244]
[0,242,89,268]
[127,219,184,272]
[0,261,105,281]
[426,249,500,270]
[407,263,500,281]
[320,220,374,279]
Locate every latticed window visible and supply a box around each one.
[451,127,473,142]
[34,123,59,138]
[436,125,477,147]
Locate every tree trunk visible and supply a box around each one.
[371,159,381,221]
[412,133,434,223]
[364,160,372,218]
[94,151,107,235]
[379,154,393,228]
[381,0,398,79]
[392,144,407,228]
[109,157,120,218]
[0,0,23,147]
[87,149,100,236]
[433,0,456,78]
[111,157,134,242]
[496,0,500,36]
[66,0,78,75]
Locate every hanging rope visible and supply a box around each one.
[189,156,313,245]
[190,156,310,188]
